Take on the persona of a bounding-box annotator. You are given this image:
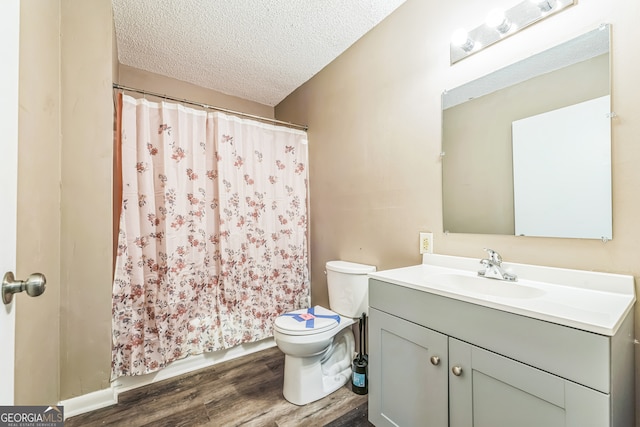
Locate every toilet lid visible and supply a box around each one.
[275,306,341,335]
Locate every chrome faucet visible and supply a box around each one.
[478,248,517,282]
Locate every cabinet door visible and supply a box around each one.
[369,308,448,427]
[449,338,610,427]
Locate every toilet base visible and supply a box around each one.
[282,328,354,405]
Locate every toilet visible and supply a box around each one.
[273,260,376,405]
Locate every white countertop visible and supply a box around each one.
[369,254,636,336]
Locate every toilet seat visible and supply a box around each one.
[275,306,341,336]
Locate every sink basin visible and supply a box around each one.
[425,273,545,299]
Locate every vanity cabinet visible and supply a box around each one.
[368,278,634,427]
[369,308,448,427]
[448,337,608,427]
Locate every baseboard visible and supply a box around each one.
[60,338,276,419]
[58,388,117,420]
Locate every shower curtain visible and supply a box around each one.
[112,94,310,378]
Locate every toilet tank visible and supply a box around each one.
[326,260,376,318]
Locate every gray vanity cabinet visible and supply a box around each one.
[368,308,448,427]
[368,278,634,427]
[448,338,608,427]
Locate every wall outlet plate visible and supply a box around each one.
[419,232,433,254]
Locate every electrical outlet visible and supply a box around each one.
[419,232,433,254]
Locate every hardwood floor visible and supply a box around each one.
[66,346,372,427]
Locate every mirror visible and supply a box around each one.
[442,24,611,239]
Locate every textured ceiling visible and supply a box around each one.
[112,0,407,107]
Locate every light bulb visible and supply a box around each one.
[531,0,557,12]
[451,28,475,52]
[486,9,512,34]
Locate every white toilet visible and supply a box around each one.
[273,260,376,405]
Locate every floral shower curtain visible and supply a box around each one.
[112,94,310,378]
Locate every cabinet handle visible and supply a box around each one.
[430,356,440,366]
[451,366,463,376]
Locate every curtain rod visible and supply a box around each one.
[112,83,308,131]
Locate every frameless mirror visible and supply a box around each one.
[442,24,611,239]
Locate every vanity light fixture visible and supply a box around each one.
[450,0,576,64]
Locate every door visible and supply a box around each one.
[449,338,610,427]
[369,308,448,427]
[0,0,20,405]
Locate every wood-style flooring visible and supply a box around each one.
[65,346,373,427]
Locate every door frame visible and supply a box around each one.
[0,0,20,405]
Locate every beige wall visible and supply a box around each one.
[59,0,114,399]
[276,0,640,423]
